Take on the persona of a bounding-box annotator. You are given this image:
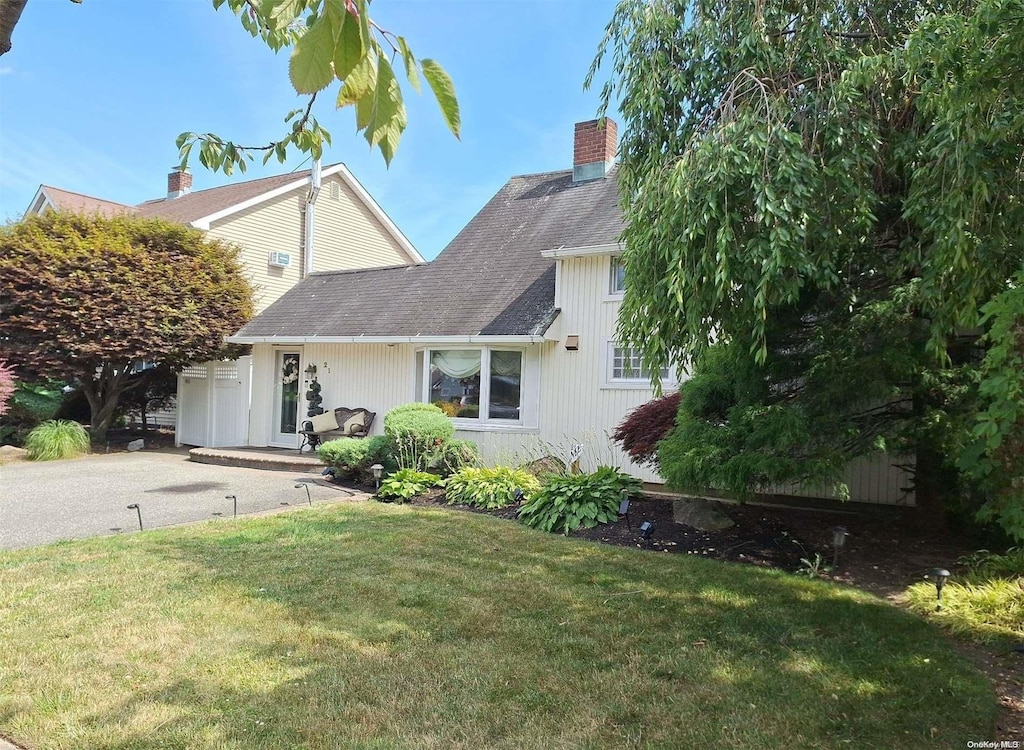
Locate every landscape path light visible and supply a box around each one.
[926,568,950,610]
[370,464,384,492]
[618,492,631,529]
[831,526,849,570]
[225,495,237,519]
[295,483,312,506]
[127,504,143,531]
[639,521,654,549]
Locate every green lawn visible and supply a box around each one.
[0,501,996,749]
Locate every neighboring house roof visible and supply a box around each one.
[25,162,423,264]
[27,186,134,217]
[231,166,624,341]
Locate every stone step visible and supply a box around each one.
[189,447,325,473]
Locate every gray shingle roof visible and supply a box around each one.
[234,167,624,339]
[135,164,333,224]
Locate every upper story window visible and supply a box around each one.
[425,348,523,423]
[609,256,627,295]
[603,341,675,389]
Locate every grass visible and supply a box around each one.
[0,502,996,749]
[905,547,1024,645]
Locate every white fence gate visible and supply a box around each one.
[175,357,252,448]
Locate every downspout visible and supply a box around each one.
[304,158,322,277]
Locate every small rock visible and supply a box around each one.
[127,439,144,452]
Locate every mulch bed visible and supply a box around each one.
[391,487,1023,742]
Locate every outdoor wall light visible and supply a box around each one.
[831,526,849,570]
[926,568,951,610]
[370,463,384,491]
[225,495,237,519]
[295,483,312,506]
[564,335,580,351]
[304,363,317,377]
[127,503,143,531]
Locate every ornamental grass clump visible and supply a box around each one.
[519,466,642,535]
[24,419,90,461]
[905,547,1024,644]
[445,466,540,510]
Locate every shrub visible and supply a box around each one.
[383,403,454,469]
[612,391,681,469]
[433,438,480,476]
[376,468,442,503]
[318,435,398,484]
[518,466,643,535]
[317,438,371,480]
[445,466,541,509]
[24,420,90,461]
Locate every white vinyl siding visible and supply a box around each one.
[207,176,415,313]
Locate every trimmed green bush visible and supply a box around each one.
[445,466,540,510]
[318,435,397,483]
[317,438,371,480]
[384,403,454,470]
[24,420,90,461]
[519,466,643,535]
[376,468,442,503]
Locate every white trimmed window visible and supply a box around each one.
[609,256,627,295]
[418,347,538,428]
[603,341,673,389]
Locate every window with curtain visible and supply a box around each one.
[427,348,523,422]
[609,256,626,294]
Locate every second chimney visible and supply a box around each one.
[167,167,193,199]
[573,118,617,183]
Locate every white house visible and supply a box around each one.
[229,120,914,503]
[25,162,422,442]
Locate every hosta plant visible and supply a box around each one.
[518,466,642,535]
[376,468,442,503]
[444,466,540,510]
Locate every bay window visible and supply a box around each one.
[423,347,525,424]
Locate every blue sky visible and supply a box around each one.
[0,0,621,259]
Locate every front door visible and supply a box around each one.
[271,351,302,447]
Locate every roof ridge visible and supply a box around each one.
[42,185,132,207]
[135,161,346,207]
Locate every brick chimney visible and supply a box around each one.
[167,167,192,199]
[573,118,617,182]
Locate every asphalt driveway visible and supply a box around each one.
[0,451,356,551]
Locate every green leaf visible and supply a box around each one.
[289,15,336,94]
[338,55,376,109]
[421,59,460,138]
[332,1,365,82]
[398,37,420,93]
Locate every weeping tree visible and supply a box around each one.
[590,0,1024,536]
[0,212,254,445]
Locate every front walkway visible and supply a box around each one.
[188,446,324,472]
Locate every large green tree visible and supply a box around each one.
[0,212,254,444]
[590,0,1024,536]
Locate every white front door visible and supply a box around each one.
[271,351,302,447]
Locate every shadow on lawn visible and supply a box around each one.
[74,505,996,748]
